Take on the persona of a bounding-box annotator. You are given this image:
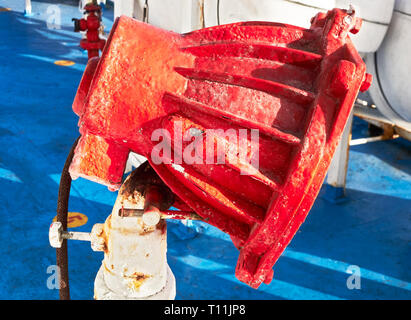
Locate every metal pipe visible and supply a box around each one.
[119,208,202,220]
[350,134,399,146]
[63,231,92,242]
[25,0,31,15]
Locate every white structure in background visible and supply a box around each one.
[205,0,395,54]
[329,0,411,195]
[113,0,205,32]
[366,0,411,139]
[24,0,32,15]
[112,0,394,53]
[79,0,107,11]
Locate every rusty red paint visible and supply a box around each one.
[69,8,370,288]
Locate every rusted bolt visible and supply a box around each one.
[49,222,91,248]
[49,222,105,252]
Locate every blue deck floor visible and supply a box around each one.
[0,1,410,300]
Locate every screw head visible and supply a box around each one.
[142,210,161,227]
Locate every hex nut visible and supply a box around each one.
[90,223,106,252]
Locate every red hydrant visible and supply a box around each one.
[72,3,106,59]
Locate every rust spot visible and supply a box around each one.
[127,272,151,291]
[119,162,174,210]
[157,219,167,234]
[132,272,149,280]
[101,215,111,254]
[103,262,115,275]
[141,226,155,235]
[199,0,205,28]
[106,214,112,229]
[137,218,156,235]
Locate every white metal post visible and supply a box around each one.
[326,110,354,198]
[24,0,32,16]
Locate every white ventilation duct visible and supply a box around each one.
[204,0,395,53]
[366,0,411,137]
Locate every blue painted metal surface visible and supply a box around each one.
[0,1,409,300]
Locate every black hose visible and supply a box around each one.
[56,137,80,300]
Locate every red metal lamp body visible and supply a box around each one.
[69,9,370,288]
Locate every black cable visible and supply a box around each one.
[217,0,220,25]
[56,137,80,300]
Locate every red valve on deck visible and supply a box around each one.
[72,3,106,59]
[69,8,371,288]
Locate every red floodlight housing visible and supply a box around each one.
[69,8,371,288]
